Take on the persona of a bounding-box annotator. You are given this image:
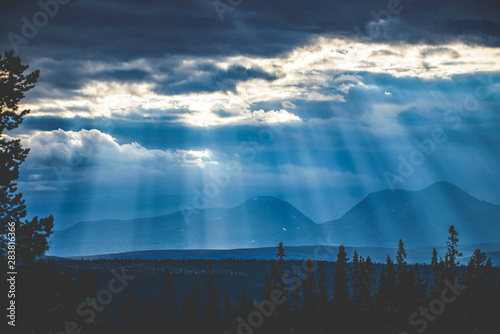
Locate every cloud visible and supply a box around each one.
[281,101,296,109]
[20,37,500,129]
[33,185,57,191]
[25,129,217,169]
[252,109,301,124]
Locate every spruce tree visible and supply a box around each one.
[301,258,318,332]
[267,242,291,333]
[331,245,351,333]
[161,267,177,332]
[317,261,329,320]
[465,249,487,289]
[377,255,396,306]
[179,293,197,334]
[143,296,164,333]
[444,225,463,280]
[119,284,140,334]
[0,50,54,264]
[202,260,222,332]
[222,293,233,333]
[361,256,376,303]
[352,250,362,303]
[431,247,444,293]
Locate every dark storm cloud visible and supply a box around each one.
[92,69,150,81]
[156,64,278,94]
[1,0,499,64]
[2,0,500,228]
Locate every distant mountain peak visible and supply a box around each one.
[49,182,500,257]
[248,196,283,202]
[425,180,462,191]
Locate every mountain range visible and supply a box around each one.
[48,181,500,258]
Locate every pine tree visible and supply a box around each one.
[194,278,202,317]
[333,245,350,305]
[444,225,463,280]
[222,293,233,333]
[330,245,351,333]
[275,242,288,293]
[143,296,164,333]
[119,284,140,334]
[361,256,376,303]
[377,256,396,306]
[482,258,497,290]
[161,267,177,332]
[270,242,291,334]
[238,289,253,316]
[0,51,54,264]
[301,258,318,332]
[202,260,222,332]
[263,272,273,299]
[431,248,444,293]
[352,250,362,303]
[465,249,487,288]
[396,239,407,275]
[317,261,329,320]
[179,293,197,334]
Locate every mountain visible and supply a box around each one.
[49,196,318,256]
[314,181,500,248]
[48,181,500,257]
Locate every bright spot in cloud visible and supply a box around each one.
[252,109,301,124]
[23,37,500,127]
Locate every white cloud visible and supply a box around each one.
[26,129,216,169]
[252,109,301,124]
[281,101,296,109]
[33,184,57,191]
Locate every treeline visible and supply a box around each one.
[116,225,498,334]
[5,225,499,334]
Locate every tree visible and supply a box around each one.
[360,256,376,303]
[222,293,234,333]
[352,250,362,303]
[194,278,202,317]
[396,239,407,275]
[238,289,253,316]
[332,245,350,305]
[119,284,141,334]
[300,258,318,333]
[275,242,288,293]
[317,261,329,320]
[330,245,351,333]
[431,247,444,293]
[143,296,164,333]
[444,225,463,280]
[377,256,396,306]
[483,258,497,290]
[179,293,197,334]
[161,267,177,332]
[374,255,399,334]
[1,50,54,263]
[465,249,487,288]
[268,242,291,334]
[202,260,222,332]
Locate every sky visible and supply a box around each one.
[1,0,499,230]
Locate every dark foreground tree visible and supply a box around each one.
[1,50,56,263]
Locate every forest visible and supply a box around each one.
[3,226,498,334]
